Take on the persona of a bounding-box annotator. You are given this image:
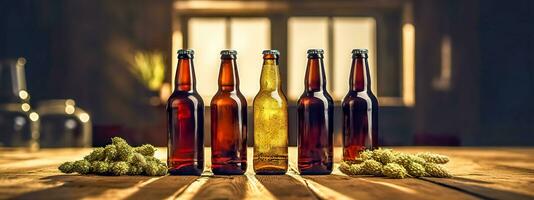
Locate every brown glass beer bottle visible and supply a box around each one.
[167,49,204,175]
[297,49,334,175]
[211,50,247,175]
[342,49,379,162]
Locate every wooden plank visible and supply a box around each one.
[191,176,248,200]
[123,176,198,200]
[304,174,479,200]
[255,175,318,200]
[394,147,534,199]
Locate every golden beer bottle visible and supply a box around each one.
[253,50,288,175]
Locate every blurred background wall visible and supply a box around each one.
[0,0,532,147]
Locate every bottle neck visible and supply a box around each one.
[259,58,281,92]
[174,58,196,92]
[349,56,371,92]
[218,58,239,92]
[305,57,327,92]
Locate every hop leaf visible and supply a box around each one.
[73,160,91,174]
[417,152,449,164]
[383,163,409,179]
[84,147,105,162]
[424,163,452,178]
[406,162,426,177]
[130,153,147,167]
[91,161,109,175]
[58,162,75,173]
[134,144,157,157]
[362,160,383,176]
[110,162,130,176]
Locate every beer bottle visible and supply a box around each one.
[253,50,288,175]
[297,49,334,175]
[167,49,204,175]
[342,49,379,162]
[211,50,247,175]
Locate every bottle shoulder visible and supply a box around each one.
[211,91,247,106]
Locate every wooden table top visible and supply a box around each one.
[0,147,533,200]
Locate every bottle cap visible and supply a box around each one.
[220,50,237,55]
[307,49,324,54]
[351,49,368,55]
[262,50,280,55]
[177,49,194,55]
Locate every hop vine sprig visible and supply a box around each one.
[58,137,167,176]
[340,148,451,179]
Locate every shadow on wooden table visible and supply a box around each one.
[13,175,151,200]
[256,175,317,200]
[191,175,247,200]
[423,177,534,200]
[124,176,197,200]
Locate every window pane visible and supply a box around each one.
[230,18,270,99]
[288,17,329,100]
[188,18,226,101]
[332,17,377,99]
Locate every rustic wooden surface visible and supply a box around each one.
[0,147,533,200]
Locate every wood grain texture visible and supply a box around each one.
[0,147,533,200]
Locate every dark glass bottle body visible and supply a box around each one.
[167,51,204,175]
[342,50,379,162]
[211,51,247,175]
[297,50,334,175]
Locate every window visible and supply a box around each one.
[184,17,270,102]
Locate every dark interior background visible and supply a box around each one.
[0,0,532,147]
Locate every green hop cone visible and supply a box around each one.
[112,137,133,161]
[424,163,452,178]
[58,161,75,174]
[362,160,383,176]
[372,148,396,164]
[383,163,409,179]
[91,161,109,175]
[128,165,144,175]
[73,160,91,174]
[393,153,426,167]
[339,162,352,175]
[84,147,105,162]
[350,164,366,175]
[156,165,168,176]
[358,150,374,161]
[144,161,160,176]
[417,152,449,164]
[104,144,118,161]
[134,144,157,157]
[405,162,426,177]
[110,161,130,176]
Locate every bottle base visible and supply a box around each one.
[168,165,203,176]
[212,163,247,175]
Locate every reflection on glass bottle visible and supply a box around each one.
[37,99,92,147]
[253,50,288,175]
[211,50,247,175]
[342,49,379,162]
[0,58,39,149]
[167,49,204,175]
[297,49,334,175]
